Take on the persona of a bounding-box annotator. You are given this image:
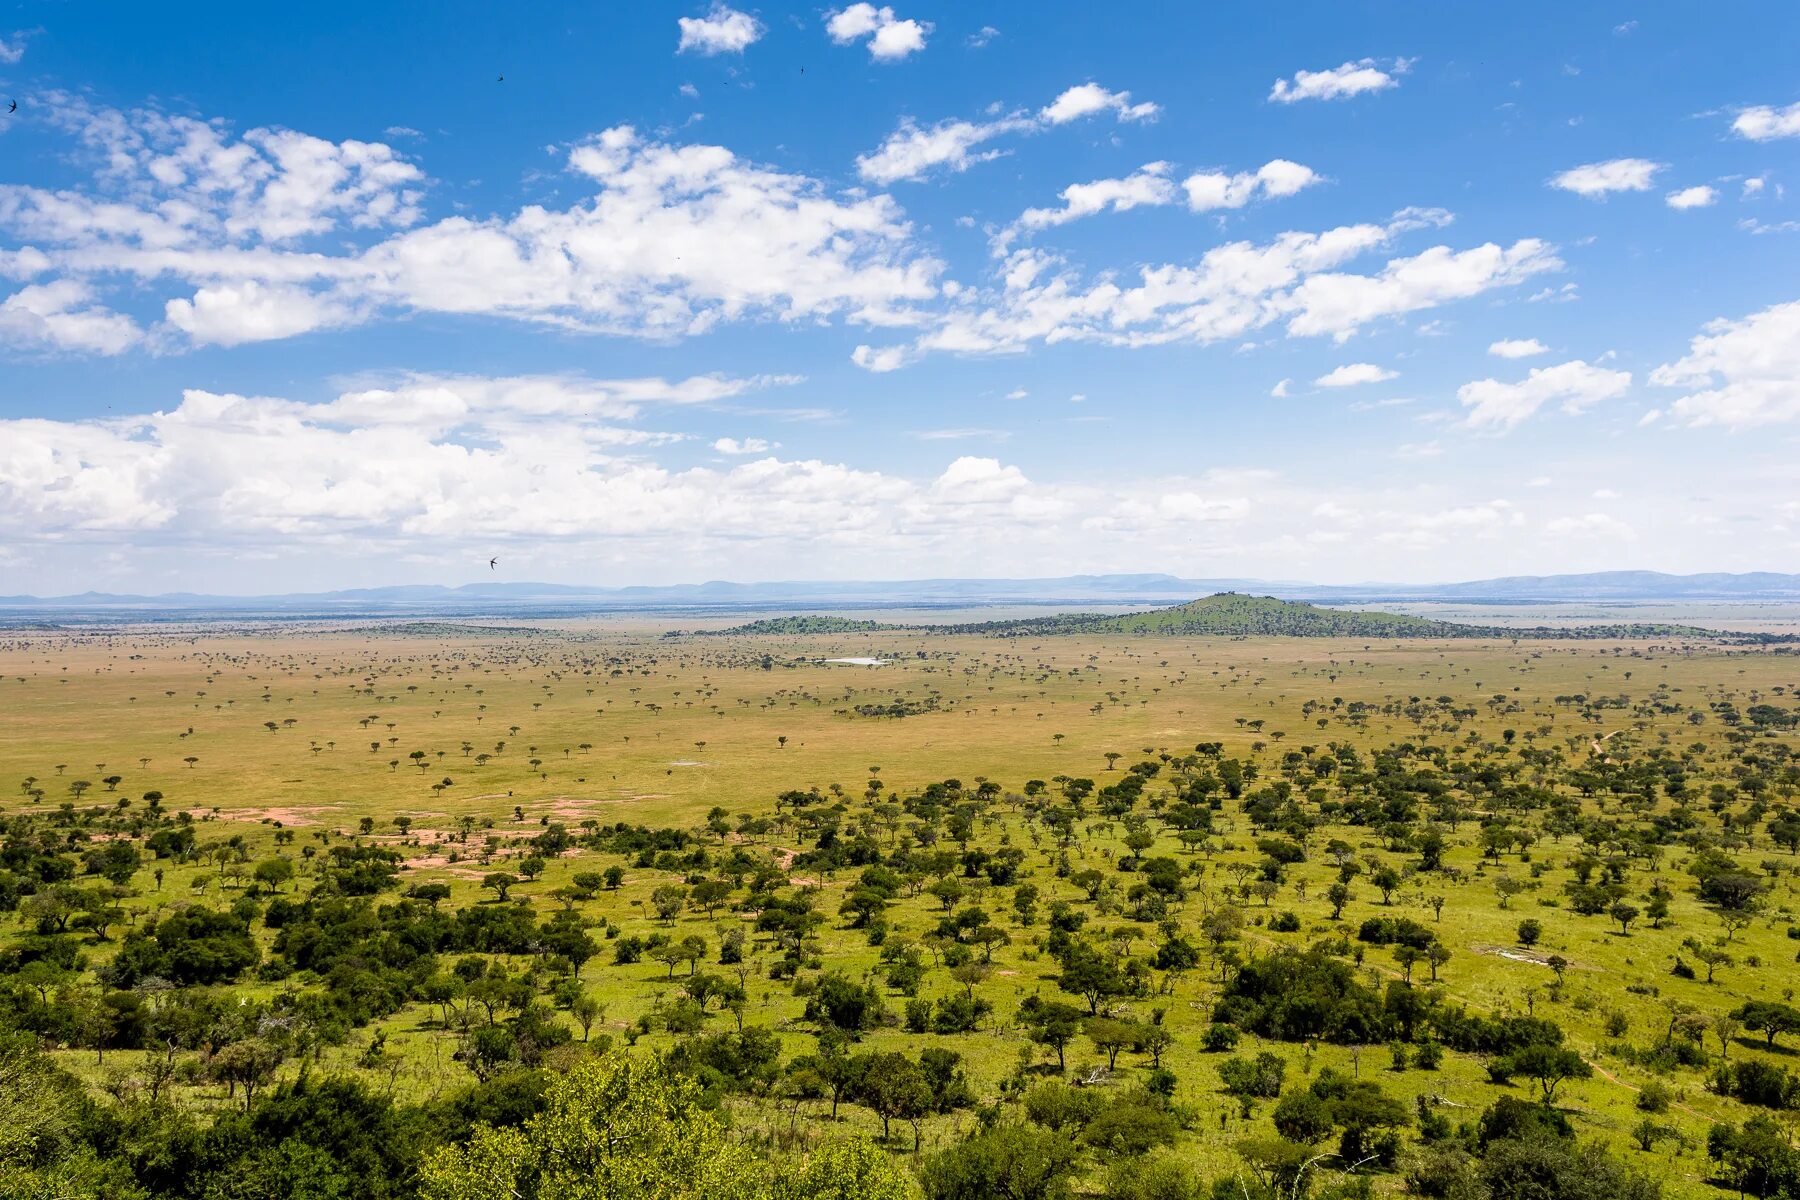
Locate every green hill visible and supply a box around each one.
[940,593,1723,640]
[704,615,889,636]
[678,594,1739,641]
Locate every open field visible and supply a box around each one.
[3,617,1798,1198]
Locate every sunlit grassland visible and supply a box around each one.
[2,620,1796,1195]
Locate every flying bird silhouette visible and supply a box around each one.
[489,557,498,570]
[7,101,15,114]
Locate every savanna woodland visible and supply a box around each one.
[5,601,1800,1200]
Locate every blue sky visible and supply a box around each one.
[1,1,1797,593]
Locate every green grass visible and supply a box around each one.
[3,621,1797,1195]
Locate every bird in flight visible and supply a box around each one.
[489,557,498,570]
[497,75,504,83]
[7,101,15,114]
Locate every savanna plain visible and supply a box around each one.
[4,611,1800,1200]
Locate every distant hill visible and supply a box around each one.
[928,594,1475,638]
[700,616,887,636]
[938,594,1742,640]
[670,594,1742,641]
[1061,594,1475,637]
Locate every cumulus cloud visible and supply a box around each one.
[825,4,931,61]
[1651,299,1800,427]
[1182,159,1320,212]
[0,280,142,354]
[998,162,1177,246]
[1488,338,1548,358]
[1039,83,1160,125]
[0,101,944,350]
[1284,235,1560,339]
[1732,101,1800,141]
[164,281,353,346]
[0,33,27,64]
[712,436,777,455]
[856,82,1157,185]
[850,343,909,373]
[0,380,1288,567]
[1458,359,1632,429]
[1549,158,1662,197]
[854,115,1035,184]
[1269,58,1410,103]
[677,5,764,55]
[857,210,1560,368]
[1665,185,1717,210]
[1314,362,1397,387]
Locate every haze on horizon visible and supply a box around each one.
[1,2,1797,595]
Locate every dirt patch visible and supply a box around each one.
[1470,943,1594,971]
[217,804,338,826]
[542,793,643,822]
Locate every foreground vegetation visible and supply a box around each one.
[2,617,1798,1198]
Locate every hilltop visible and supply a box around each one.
[1002,593,1470,637]
[680,594,1739,641]
[940,593,1728,639]
[699,615,889,636]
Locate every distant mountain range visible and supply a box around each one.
[3,570,1799,619]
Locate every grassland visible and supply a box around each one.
[2,616,1798,1198]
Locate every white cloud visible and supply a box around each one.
[1665,185,1717,210]
[1039,83,1160,125]
[857,211,1560,367]
[1458,359,1632,429]
[1488,338,1548,358]
[1270,378,1291,398]
[1182,159,1320,212]
[0,33,25,64]
[677,5,764,55]
[1284,236,1561,340]
[825,5,931,61]
[1315,362,1397,387]
[1549,158,1662,197]
[1002,162,1176,244]
[967,26,999,48]
[1651,299,1800,427]
[0,280,142,355]
[1269,58,1410,104]
[712,436,776,455]
[1,103,944,349]
[854,115,1033,184]
[851,343,909,372]
[1528,283,1579,304]
[164,281,353,346]
[1732,101,1800,142]
[0,371,811,538]
[856,82,1157,185]
[1004,388,1028,399]
[1743,177,1766,197]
